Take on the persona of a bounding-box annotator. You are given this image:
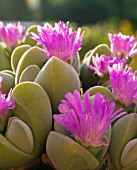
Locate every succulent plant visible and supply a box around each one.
[0,80,52,169]
[46,90,125,170]
[0,21,137,170]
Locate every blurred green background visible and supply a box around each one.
[1,0,137,57]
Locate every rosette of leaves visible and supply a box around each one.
[0,81,52,169]
[11,45,80,113]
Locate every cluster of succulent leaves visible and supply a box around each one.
[0,24,81,169]
[80,43,137,170]
[0,23,137,170]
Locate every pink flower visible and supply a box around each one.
[0,77,16,117]
[53,90,126,147]
[32,21,83,63]
[88,53,126,78]
[108,32,137,58]
[0,22,25,51]
[109,63,137,106]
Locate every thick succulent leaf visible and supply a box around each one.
[24,25,38,46]
[71,52,81,74]
[0,72,15,94]
[15,46,47,84]
[109,113,137,170]
[89,44,112,57]
[122,161,137,170]
[19,65,40,83]
[0,42,11,71]
[80,44,112,91]
[80,64,98,91]
[5,117,34,154]
[12,82,52,157]
[11,45,31,73]
[87,86,123,113]
[1,70,15,77]
[86,86,115,102]
[0,134,33,169]
[80,54,99,91]
[54,120,71,137]
[35,57,80,113]
[121,139,137,168]
[46,131,99,170]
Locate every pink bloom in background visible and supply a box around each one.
[108,32,137,59]
[32,21,83,63]
[0,22,25,51]
[54,90,126,147]
[0,77,16,117]
[109,63,137,106]
[88,53,126,78]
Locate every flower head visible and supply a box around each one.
[88,53,126,78]
[0,22,25,51]
[53,90,126,147]
[108,63,137,106]
[32,21,83,63]
[108,32,137,59]
[0,77,16,117]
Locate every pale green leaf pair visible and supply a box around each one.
[109,113,137,170]
[0,82,52,169]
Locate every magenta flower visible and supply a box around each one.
[0,22,25,51]
[32,21,83,63]
[0,77,16,117]
[53,90,126,147]
[88,53,126,78]
[109,63,137,106]
[108,32,137,58]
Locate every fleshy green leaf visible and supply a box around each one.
[86,86,115,102]
[24,25,38,46]
[1,70,15,77]
[109,113,137,170]
[0,134,33,169]
[11,44,31,73]
[12,82,52,157]
[0,42,11,71]
[19,65,40,83]
[15,46,47,84]
[54,120,71,137]
[0,72,15,94]
[80,44,112,91]
[121,139,137,168]
[46,131,99,170]
[5,117,34,154]
[35,57,80,113]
